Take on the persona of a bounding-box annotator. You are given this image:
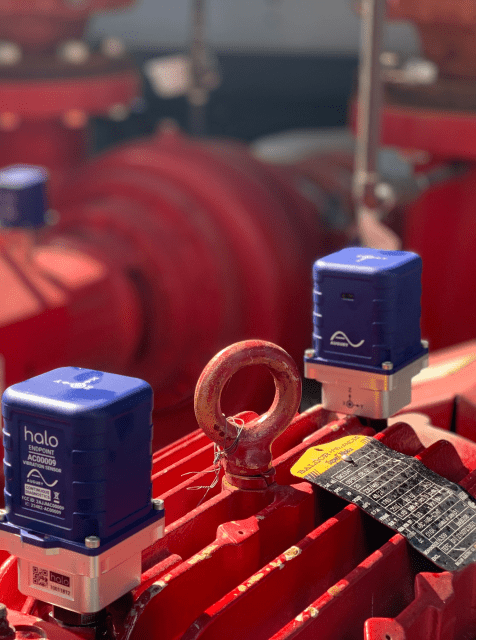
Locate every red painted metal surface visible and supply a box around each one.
[0,68,140,120]
[0,0,135,52]
[379,101,476,355]
[387,0,475,78]
[402,167,475,352]
[0,129,353,452]
[400,340,476,441]
[379,106,475,161]
[0,61,141,188]
[0,340,474,639]
[0,0,140,187]
[350,97,475,351]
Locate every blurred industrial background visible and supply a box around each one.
[0,0,475,445]
[90,0,420,148]
[88,0,420,53]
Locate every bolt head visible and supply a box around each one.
[0,112,21,131]
[0,42,22,66]
[421,339,429,349]
[62,109,88,129]
[152,498,164,511]
[58,40,90,65]
[341,454,353,463]
[0,510,7,522]
[101,37,126,59]
[84,535,100,549]
[382,361,394,371]
[304,349,315,359]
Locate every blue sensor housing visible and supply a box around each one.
[2,368,157,547]
[0,165,49,228]
[307,247,427,373]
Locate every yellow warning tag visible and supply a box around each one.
[291,435,371,478]
[290,434,476,572]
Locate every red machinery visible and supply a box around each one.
[0,0,475,429]
[0,340,474,639]
[0,0,476,634]
[0,0,139,190]
[0,125,356,448]
[381,0,476,352]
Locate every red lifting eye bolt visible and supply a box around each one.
[194,340,302,490]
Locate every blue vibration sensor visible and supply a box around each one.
[307,247,428,374]
[0,165,49,228]
[2,367,161,550]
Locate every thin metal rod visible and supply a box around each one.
[353,0,387,214]
[188,0,208,136]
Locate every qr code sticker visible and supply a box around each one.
[32,566,48,587]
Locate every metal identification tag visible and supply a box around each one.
[291,435,475,572]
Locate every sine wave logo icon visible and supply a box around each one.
[330,331,365,348]
[26,469,58,488]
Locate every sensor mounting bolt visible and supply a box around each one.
[382,361,394,371]
[84,536,100,549]
[152,499,164,511]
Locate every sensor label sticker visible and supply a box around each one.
[291,436,476,572]
[30,564,73,599]
[20,423,65,520]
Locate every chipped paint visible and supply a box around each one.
[235,571,266,594]
[187,544,218,565]
[295,606,319,622]
[269,558,285,570]
[327,583,345,597]
[330,422,340,432]
[284,545,302,561]
[246,572,264,587]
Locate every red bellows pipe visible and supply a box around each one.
[0,125,353,445]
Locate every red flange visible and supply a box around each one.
[0,0,135,52]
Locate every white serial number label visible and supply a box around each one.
[30,564,73,599]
